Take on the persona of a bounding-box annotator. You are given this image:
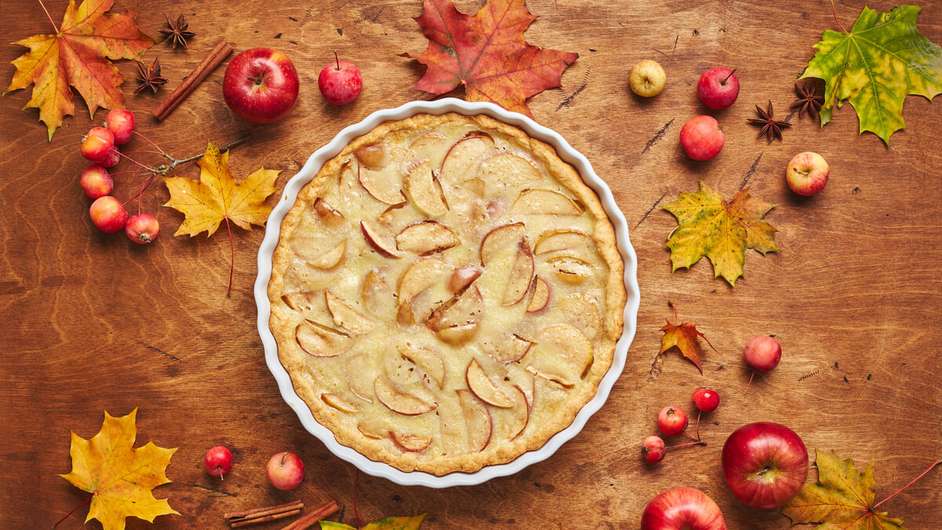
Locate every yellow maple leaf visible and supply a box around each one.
[60,409,178,530]
[321,514,427,530]
[663,181,778,286]
[164,143,280,237]
[5,0,153,140]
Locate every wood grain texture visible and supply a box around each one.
[1,0,940,528]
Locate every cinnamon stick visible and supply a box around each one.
[279,500,340,530]
[225,500,303,528]
[152,40,233,121]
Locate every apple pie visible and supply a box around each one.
[269,113,625,475]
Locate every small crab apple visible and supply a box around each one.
[697,67,740,110]
[318,54,362,105]
[100,148,120,169]
[89,196,128,234]
[642,435,666,464]
[657,406,689,437]
[203,445,233,479]
[105,108,135,145]
[266,451,304,491]
[692,388,720,413]
[79,165,113,199]
[786,151,829,196]
[743,335,782,373]
[628,59,667,98]
[81,127,115,162]
[680,116,724,161]
[125,213,160,245]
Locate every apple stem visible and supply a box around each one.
[722,68,737,85]
[218,467,225,481]
[695,411,702,441]
[36,0,60,34]
[667,440,707,452]
[114,149,156,173]
[871,459,940,511]
[335,51,341,71]
[748,371,755,386]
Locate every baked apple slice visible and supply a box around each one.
[281,290,326,319]
[396,258,450,324]
[374,376,437,416]
[390,431,432,452]
[358,163,405,205]
[354,143,385,170]
[325,291,373,335]
[313,198,345,226]
[321,393,358,413]
[478,152,541,184]
[534,229,596,257]
[491,334,535,363]
[440,131,495,182]
[404,163,449,217]
[295,320,352,357]
[502,239,534,306]
[427,285,483,343]
[512,189,583,216]
[357,421,386,440]
[494,386,530,440]
[525,323,594,387]
[346,354,375,403]
[548,255,593,284]
[449,265,482,293]
[308,240,347,270]
[466,359,514,408]
[526,276,551,313]
[558,295,602,340]
[480,222,526,265]
[360,270,396,320]
[360,220,400,258]
[457,389,492,452]
[398,342,446,389]
[395,221,459,255]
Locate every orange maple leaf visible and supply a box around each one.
[659,320,716,374]
[411,0,578,116]
[5,0,152,140]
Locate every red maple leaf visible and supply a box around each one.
[411,0,578,115]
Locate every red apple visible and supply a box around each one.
[105,108,135,145]
[89,196,128,234]
[722,422,808,510]
[680,116,724,161]
[318,56,362,105]
[641,486,727,530]
[223,48,299,124]
[786,151,829,196]
[743,336,782,372]
[697,67,739,110]
[266,451,304,490]
[81,127,114,162]
[79,165,113,199]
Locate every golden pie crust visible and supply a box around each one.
[269,113,625,475]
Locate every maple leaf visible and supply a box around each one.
[784,451,925,530]
[5,0,153,140]
[663,182,778,286]
[60,409,178,530]
[659,320,714,373]
[411,0,578,116]
[800,4,942,144]
[164,143,280,294]
[321,514,426,530]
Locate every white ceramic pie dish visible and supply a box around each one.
[255,97,640,487]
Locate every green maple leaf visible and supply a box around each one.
[784,451,906,530]
[801,4,942,144]
[662,182,778,287]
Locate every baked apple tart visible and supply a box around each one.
[269,113,625,475]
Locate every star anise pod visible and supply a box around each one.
[135,58,167,94]
[160,15,196,49]
[747,101,791,143]
[790,78,825,121]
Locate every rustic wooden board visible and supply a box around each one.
[1,0,940,528]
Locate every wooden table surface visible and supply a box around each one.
[2,0,940,528]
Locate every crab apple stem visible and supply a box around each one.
[218,467,225,481]
[334,51,341,70]
[748,371,755,386]
[36,0,60,33]
[695,411,702,441]
[871,459,941,511]
[114,149,158,173]
[132,130,173,160]
[722,68,737,84]
[171,135,251,169]
[667,440,707,452]
[225,217,234,298]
